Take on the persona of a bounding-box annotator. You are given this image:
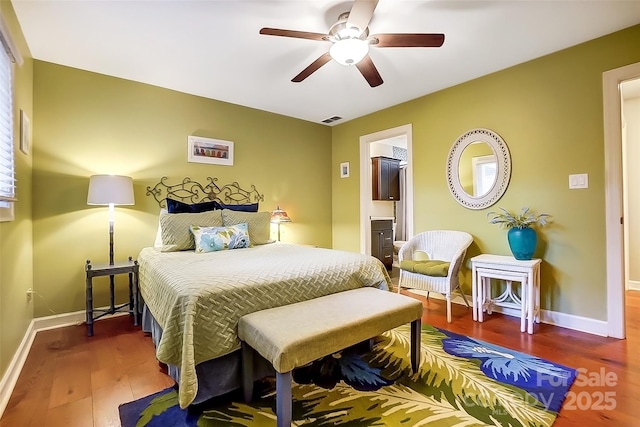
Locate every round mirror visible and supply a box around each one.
[446,128,511,210]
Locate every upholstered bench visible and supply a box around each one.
[237,287,423,427]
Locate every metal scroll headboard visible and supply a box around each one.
[146,176,264,208]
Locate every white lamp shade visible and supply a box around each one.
[329,38,369,66]
[87,175,135,205]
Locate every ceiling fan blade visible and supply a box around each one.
[371,33,445,48]
[260,27,327,42]
[356,55,383,87]
[292,53,332,82]
[346,0,379,34]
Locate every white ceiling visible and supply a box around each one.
[11,0,640,125]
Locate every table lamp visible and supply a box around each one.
[87,174,135,265]
[270,205,291,242]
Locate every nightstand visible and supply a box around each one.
[85,256,139,336]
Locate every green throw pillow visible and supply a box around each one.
[160,210,223,252]
[190,223,251,253]
[221,209,272,245]
[400,259,451,277]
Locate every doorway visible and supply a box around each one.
[359,124,414,257]
[622,79,640,296]
[603,62,640,339]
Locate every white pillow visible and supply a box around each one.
[154,208,168,247]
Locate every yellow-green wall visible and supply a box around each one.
[32,61,331,317]
[332,24,640,320]
[0,0,33,379]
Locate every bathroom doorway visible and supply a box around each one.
[359,124,414,279]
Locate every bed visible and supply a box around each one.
[140,177,391,408]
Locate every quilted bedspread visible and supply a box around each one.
[138,243,391,408]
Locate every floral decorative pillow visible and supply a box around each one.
[190,223,251,253]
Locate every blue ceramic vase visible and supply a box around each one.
[507,227,537,260]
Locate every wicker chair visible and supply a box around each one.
[397,230,473,322]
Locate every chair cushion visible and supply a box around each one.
[400,259,450,277]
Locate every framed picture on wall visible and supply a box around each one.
[188,135,234,166]
[20,110,30,155]
[340,162,350,178]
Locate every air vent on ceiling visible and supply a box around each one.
[321,116,342,124]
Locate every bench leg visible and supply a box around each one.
[410,319,421,373]
[241,342,254,403]
[276,371,292,427]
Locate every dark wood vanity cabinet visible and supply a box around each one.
[371,220,393,270]
[372,156,400,201]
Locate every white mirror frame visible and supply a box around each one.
[446,128,511,210]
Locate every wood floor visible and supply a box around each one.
[1,291,639,426]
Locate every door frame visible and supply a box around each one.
[603,61,640,339]
[359,124,413,255]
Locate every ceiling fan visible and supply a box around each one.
[259,0,445,87]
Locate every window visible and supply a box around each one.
[472,154,498,198]
[0,16,22,222]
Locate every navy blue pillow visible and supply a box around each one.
[166,198,220,213]
[217,202,259,212]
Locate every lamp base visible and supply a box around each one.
[109,221,114,265]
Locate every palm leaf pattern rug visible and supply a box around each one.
[119,324,577,426]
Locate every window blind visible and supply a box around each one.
[0,20,14,208]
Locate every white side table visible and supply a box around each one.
[471,254,541,334]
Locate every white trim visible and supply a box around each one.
[628,280,640,291]
[603,62,640,339]
[359,124,413,255]
[538,310,608,336]
[487,305,608,337]
[0,320,35,417]
[406,290,609,336]
[30,309,89,332]
[0,309,127,418]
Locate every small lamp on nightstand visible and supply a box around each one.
[270,205,291,242]
[87,174,135,265]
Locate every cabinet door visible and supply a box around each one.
[380,229,393,269]
[380,247,393,269]
[387,160,400,200]
[371,220,393,270]
[372,157,385,200]
[372,157,400,201]
[387,159,400,201]
[371,229,383,261]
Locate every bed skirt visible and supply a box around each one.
[142,304,274,405]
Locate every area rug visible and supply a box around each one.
[119,324,577,426]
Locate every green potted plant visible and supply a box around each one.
[487,207,551,260]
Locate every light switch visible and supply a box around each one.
[569,173,589,189]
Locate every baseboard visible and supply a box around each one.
[0,309,127,418]
[404,289,609,336]
[628,280,640,291]
[0,319,36,418]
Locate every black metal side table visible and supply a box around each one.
[85,256,139,336]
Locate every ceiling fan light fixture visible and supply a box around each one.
[330,38,369,66]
